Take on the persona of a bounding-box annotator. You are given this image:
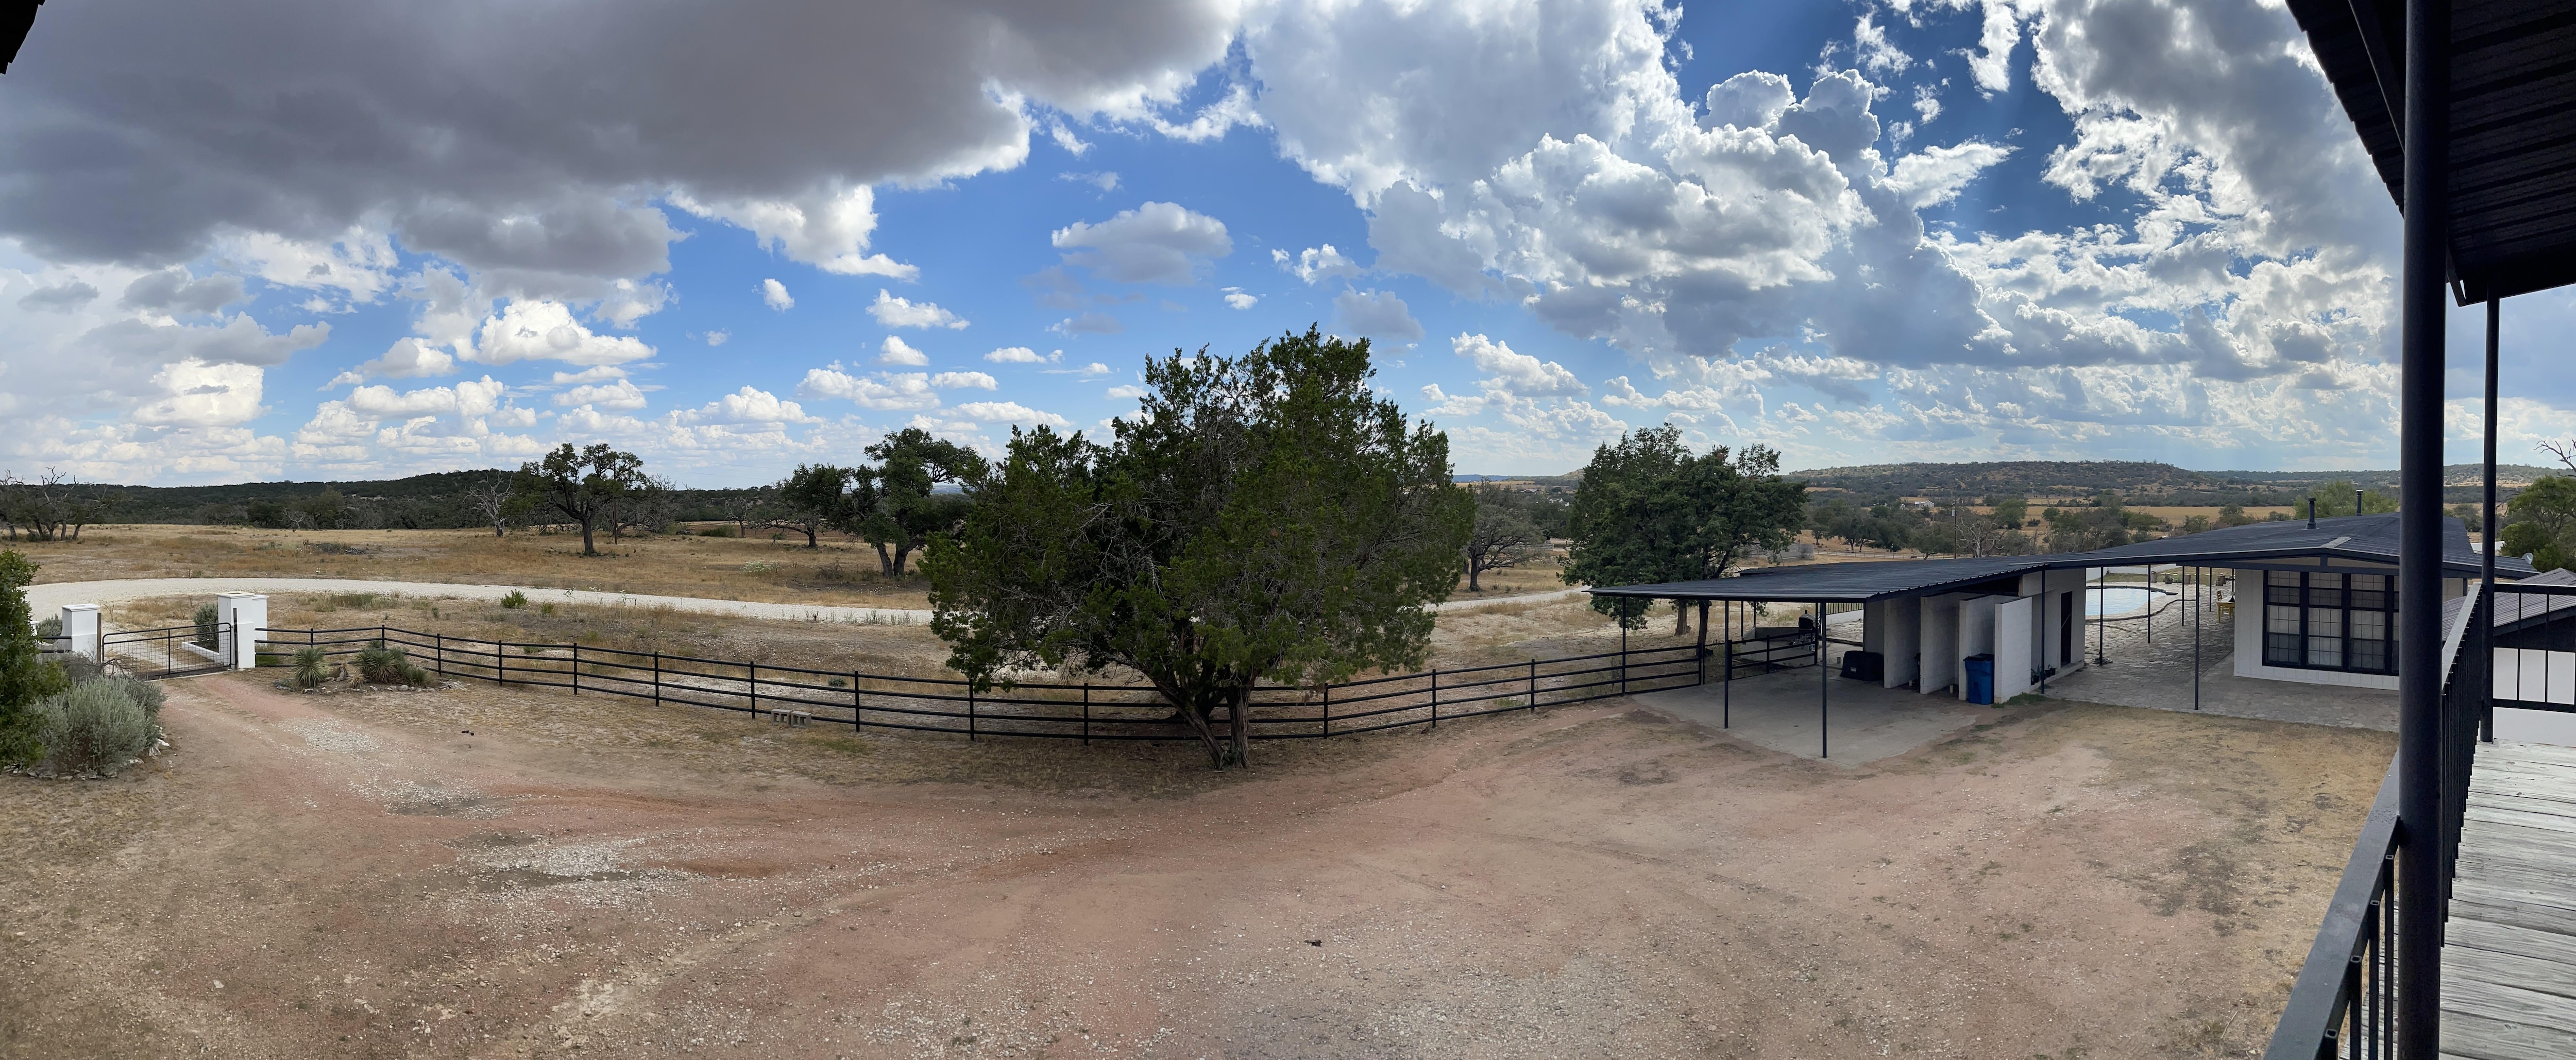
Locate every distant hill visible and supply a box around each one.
[1784,459,2555,507]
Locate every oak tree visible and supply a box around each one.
[924,328,1472,768]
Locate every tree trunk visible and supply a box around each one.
[1673,599,1689,637]
[1466,560,1482,592]
[579,516,597,556]
[890,542,916,576]
[804,524,818,548]
[874,542,896,575]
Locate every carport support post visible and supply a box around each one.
[2193,566,2202,711]
[1722,601,1732,728]
[1817,601,1828,759]
[1695,600,1710,686]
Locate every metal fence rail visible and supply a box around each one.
[2265,583,2491,1059]
[257,624,1707,742]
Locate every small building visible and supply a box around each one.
[1591,512,2532,699]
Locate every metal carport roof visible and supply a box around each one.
[1588,514,2536,604]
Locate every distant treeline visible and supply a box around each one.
[1794,459,2545,508]
[4,469,769,533]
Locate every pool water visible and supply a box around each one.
[2086,586,2158,617]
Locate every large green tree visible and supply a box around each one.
[1462,485,1545,592]
[772,464,869,548]
[0,550,66,766]
[515,443,647,556]
[924,328,1472,768]
[853,430,985,575]
[1560,427,1807,634]
[2503,476,2576,573]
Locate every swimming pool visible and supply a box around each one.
[2086,586,2159,617]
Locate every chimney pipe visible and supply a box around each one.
[2307,497,2317,529]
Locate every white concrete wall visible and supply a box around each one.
[1880,596,1921,689]
[2229,568,2401,690]
[1957,595,2001,699]
[1994,595,2034,701]
[1919,594,1962,695]
[2043,569,2089,673]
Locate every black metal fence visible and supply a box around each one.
[254,624,1707,742]
[2264,584,2494,1059]
[39,622,234,681]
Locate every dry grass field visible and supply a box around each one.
[12,525,936,608]
[16,526,1583,610]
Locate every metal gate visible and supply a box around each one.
[49,622,236,680]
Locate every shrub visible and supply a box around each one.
[292,646,328,689]
[355,640,431,687]
[34,680,155,776]
[699,523,736,538]
[107,674,164,726]
[192,602,221,650]
[2,550,69,766]
[34,616,61,640]
[540,603,556,616]
[500,590,529,609]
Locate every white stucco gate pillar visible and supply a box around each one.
[214,592,268,670]
[59,603,100,659]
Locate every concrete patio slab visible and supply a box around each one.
[1632,654,1995,767]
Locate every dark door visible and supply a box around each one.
[2059,591,2075,665]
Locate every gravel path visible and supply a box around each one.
[27,577,1588,627]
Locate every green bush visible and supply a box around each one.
[192,602,221,650]
[34,680,155,776]
[2,550,69,767]
[34,616,61,640]
[292,646,328,689]
[540,602,555,616]
[355,640,431,687]
[500,590,529,609]
[699,523,736,538]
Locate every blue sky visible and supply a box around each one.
[5,0,2574,487]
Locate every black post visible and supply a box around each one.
[1696,600,1711,686]
[1723,600,1732,729]
[571,643,580,696]
[856,673,865,732]
[748,661,759,717]
[652,650,662,706]
[2482,295,2499,743]
[1818,602,1828,759]
[968,683,977,741]
[435,632,444,679]
[2193,566,2202,712]
[1620,623,1629,696]
[1528,658,1537,712]
[2396,0,2451,1052]
[1430,668,1439,729]
[1081,682,1089,745]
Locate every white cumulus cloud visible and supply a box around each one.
[1050,201,1233,284]
[870,289,968,329]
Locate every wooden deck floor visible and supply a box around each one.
[2442,739,2576,1059]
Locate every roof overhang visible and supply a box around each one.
[2286,0,2576,304]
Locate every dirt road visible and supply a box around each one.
[1,671,2389,1057]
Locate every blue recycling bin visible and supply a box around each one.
[1963,654,1995,705]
